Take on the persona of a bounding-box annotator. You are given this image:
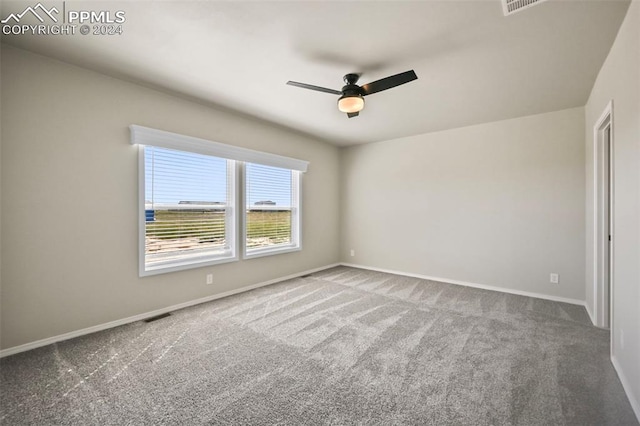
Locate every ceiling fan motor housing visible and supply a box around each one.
[340,85,362,97]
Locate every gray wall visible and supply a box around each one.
[340,107,586,301]
[1,45,341,349]
[585,0,639,414]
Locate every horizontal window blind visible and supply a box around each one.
[245,163,299,252]
[143,146,235,273]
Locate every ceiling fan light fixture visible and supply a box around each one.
[338,94,364,113]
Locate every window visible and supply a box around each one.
[131,125,308,276]
[142,146,236,275]
[244,163,301,258]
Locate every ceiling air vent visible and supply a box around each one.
[502,0,548,16]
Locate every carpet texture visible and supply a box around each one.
[1,266,637,425]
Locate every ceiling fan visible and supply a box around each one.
[287,70,418,118]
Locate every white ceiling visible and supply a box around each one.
[1,0,630,146]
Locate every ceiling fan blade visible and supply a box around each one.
[347,112,359,118]
[286,81,342,95]
[360,70,418,96]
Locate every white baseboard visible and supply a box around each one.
[0,263,340,358]
[584,301,596,326]
[612,355,640,423]
[340,262,587,307]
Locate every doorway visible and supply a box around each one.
[594,101,613,331]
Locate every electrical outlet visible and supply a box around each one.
[550,273,559,284]
[206,274,213,285]
[350,249,355,257]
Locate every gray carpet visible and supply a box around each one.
[1,266,637,425]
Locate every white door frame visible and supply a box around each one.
[592,100,614,337]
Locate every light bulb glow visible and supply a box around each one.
[338,95,364,113]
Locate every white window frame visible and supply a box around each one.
[242,164,302,259]
[137,147,238,276]
[130,125,308,276]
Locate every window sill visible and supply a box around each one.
[243,245,301,260]
[140,254,238,277]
